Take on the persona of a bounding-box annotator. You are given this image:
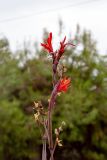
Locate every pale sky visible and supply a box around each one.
[0,0,107,54]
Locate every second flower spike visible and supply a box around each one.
[57,77,71,93]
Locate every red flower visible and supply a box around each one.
[57,36,75,60]
[58,36,66,56]
[41,32,53,53]
[57,77,71,92]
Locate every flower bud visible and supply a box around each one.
[55,128,59,135]
[62,121,66,126]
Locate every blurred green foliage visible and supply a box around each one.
[0,26,107,160]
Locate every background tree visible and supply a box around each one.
[0,25,107,160]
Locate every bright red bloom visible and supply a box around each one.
[41,32,53,53]
[58,36,66,55]
[57,77,71,92]
[57,36,75,60]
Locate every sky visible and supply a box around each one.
[0,0,107,54]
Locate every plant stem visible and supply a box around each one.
[42,137,47,160]
[48,108,53,150]
[48,86,58,160]
[47,60,59,160]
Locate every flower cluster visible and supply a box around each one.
[41,32,73,92]
[41,32,75,64]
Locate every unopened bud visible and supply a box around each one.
[48,99,50,103]
[55,128,59,135]
[34,112,40,121]
[58,142,63,147]
[34,102,39,108]
[57,92,61,96]
[59,126,63,132]
[56,138,63,147]
[62,121,66,126]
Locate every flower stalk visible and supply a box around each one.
[33,32,75,160]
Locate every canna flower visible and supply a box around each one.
[57,36,75,60]
[58,36,67,56]
[41,32,53,53]
[57,77,71,92]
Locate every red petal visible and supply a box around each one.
[57,77,71,92]
[62,36,66,44]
